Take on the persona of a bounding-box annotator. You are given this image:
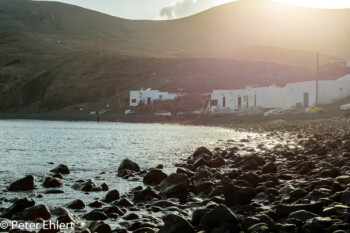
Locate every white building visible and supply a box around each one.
[209,74,350,112]
[130,88,184,106]
[209,86,286,112]
[286,74,350,108]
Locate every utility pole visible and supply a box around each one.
[316,52,319,107]
[117,86,122,111]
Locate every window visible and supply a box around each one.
[211,100,218,106]
[131,99,137,103]
[159,95,163,98]
[223,97,226,107]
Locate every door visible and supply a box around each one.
[147,97,151,105]
[222,97,226,107]
[238,97,241,109]
[254,95,257,107]
[303,92,309,107]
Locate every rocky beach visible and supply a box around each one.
[0,118,349,233]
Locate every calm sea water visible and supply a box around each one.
[0,120,264,228]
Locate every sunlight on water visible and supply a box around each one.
[0,120,256,212]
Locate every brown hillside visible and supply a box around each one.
[0,0,349,112]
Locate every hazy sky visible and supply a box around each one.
[38,0,350,20]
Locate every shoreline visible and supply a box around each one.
[0,112,349,132]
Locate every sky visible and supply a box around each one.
[38,0,350,20]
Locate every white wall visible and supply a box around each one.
[209,87,286,112]
[286,79,350,108]
[130,89,183,106]
[261,87,286,108]
[130,91,141,106]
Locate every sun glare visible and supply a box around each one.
[273,0,349,9]
[214,0,237,6]
[215,0,350,9]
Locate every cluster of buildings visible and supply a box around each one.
[129,74,350,114]
[209,74,350,113]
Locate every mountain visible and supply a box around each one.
[0,0,349,112]
[1,0,349,59]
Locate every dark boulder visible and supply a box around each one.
[210,157,226,168]
[159,173,190,198]
[194,166,212,180]
[72,180,98,192]
[43,176,63,188]
[194,181,213,194]
[83,211,108,221]
[222,177,256,206]
[265,187,279,196]
[153,200,178,209]
[103,206,124,216]
[193,147,212,158]
[13,204,51,221]
[113,198,134,207]
[200,205,240,229]
[289,188,308,199]
[1,197,35,219]
[50,207,71,216]
[117,169,133,178]
[122,213,140,220]
[262,162,278,174]
[320,168,341,178]
[243,159,259,170]
[340,190,350,205]
[100,183,109,191]
[242,217,261,230]
[176,167,194,177]
[8,175,35,191]
[118,159,140,172]
[50,164,70,174]
[133,186,160,202]
[191,209,208,226]
[64,199,85,209]
[287,210,319,222]
[194,154,211,168]
[128,222,157,232]
[85,221,111,233]
[275,202,324,218]
[143,169,167,186]
[237,172,261,187]
[104,189,120,203]
[89,200,103,208]
[133,227,157,233]
[248,223,270,233]
[44,189,64,194]
[158,214,195,233]
[52,173,63,179]
[56,213,77,224]
[301,217,333,233]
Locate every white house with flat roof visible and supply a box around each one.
[286,74,350,108]
[209,74,350,112]
[209,86,286,112]
[130,88,184,106]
